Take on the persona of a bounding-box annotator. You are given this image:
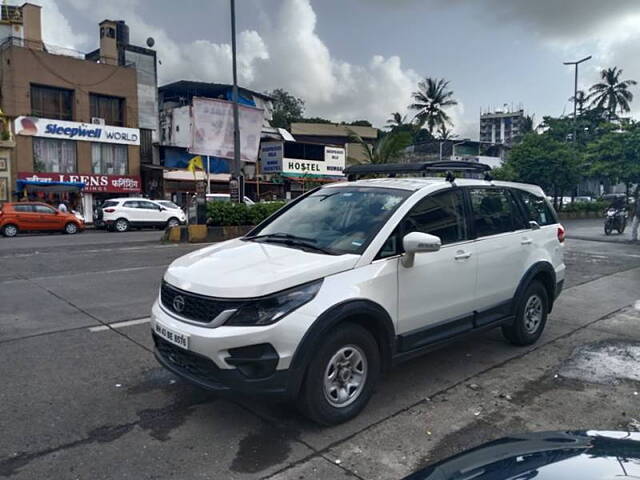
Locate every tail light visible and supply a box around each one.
[557,225,565,243]
[104,208,116,213]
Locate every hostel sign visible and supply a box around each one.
[259,141,345,176]
[14,116,140,145]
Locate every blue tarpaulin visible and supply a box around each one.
[16,179,86,192]
[163,147,230,173]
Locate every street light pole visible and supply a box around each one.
[230,0,243,202]
[563,55,591,143]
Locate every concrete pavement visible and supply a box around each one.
[1,225,640,479]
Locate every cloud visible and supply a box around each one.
[33,0,88,48]
[47,0,431,130]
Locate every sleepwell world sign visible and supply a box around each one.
[14,117,140,145]
[259,141,345,176]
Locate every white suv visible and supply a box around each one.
[151,167,565,425]
[102,198,186,232]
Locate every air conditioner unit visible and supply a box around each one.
[91,117,105,125]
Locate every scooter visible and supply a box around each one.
[604,208,627,235]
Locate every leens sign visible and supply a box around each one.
[259,142,345,176]
[17,172,141,193]
[14,117,140,145]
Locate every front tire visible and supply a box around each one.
[64,222,78,234]
[114,218,129,233]
[502,281,549,346]
[299,323,380,425]
[604,222,613,235]
[2,224,18,237]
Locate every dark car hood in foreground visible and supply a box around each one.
[404,431,640,480]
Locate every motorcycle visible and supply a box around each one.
[604,207,627,235]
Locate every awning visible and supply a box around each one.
[16,179,85,193]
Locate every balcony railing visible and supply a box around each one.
[0,36,89,60]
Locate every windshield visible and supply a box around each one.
[249,187,410,254]
[158,201,180,209]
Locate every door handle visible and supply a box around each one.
[521,238,533,245]
[454,250,472,260]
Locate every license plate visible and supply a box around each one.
[154,322,189,349]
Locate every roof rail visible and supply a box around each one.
[344,161,492,182]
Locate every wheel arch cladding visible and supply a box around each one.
[288,299,395,396]
[515,262,556,313]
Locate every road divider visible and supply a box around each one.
[162,224,252,244]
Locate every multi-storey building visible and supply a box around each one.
[479,108,525,146]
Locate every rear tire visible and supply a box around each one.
[2,224,18,237]
[114,218,129,233]
[167,217,180,229]
[502,281,549,346]
[299,323,380,425]
[64,222,78,235]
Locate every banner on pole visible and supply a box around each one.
[190,97,263,163]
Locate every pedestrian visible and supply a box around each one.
[57,199,68,212]
[631,192,640,242]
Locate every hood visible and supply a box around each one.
[404,431,640,480]
[164,238,359,298]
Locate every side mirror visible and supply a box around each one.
[401,232,441,267]
[529,221,540,230]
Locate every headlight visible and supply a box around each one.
[225,280,322,326]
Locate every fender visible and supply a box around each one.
[286,299,396,398]
[513,261,557,314]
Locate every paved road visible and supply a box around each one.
[1,223,640,479]
[564,217,638,244]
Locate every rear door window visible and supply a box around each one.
[516,190,557,226]
[468,188,522,238]
[123,201,139,208]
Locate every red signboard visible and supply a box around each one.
[17,172,141,193]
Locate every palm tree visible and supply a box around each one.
[436,124,457,140]
[569,90,587,115]
[409,77,458,134]
[385,112,407,130]
[588,67,637,120]
[347,129,412,165]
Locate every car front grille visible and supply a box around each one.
[153,334,222,384]
[160,281,242,324]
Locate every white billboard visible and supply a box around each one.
[190,97,263,163]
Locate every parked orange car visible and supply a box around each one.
[0,202,84,237]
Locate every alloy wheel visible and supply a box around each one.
[323,345,368,408]
[524,294,543,333]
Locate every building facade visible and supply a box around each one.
[289,122,377,164]
[0,4,143,222]
[479,108,525,146]
[158,80,276,204]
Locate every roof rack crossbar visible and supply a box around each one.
[344,160,491,179]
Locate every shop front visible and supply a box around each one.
[17,172,141,223]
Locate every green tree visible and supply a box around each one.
[587,124,640,196]
[409,77,458,134]
[588,67,637,120]
[296,116,333,124]
[436,124,456,140]
[506,133,582,209]
[267,88,305,129]
[348,129,412,165]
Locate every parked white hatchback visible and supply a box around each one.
[102,197,186,232]
[151,163,565,425]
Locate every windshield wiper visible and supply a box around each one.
[244,232,318,243]
[244,233,339,255]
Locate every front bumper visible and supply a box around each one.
[150,299,313,398]
[153,333,292,396]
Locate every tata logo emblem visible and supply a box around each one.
[172,295,186,313]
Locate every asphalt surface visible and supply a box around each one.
[1,221,640,479]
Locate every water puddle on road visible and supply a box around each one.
[560,340,640,385]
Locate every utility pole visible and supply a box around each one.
[230,0,243,202]
[563,56,591,143]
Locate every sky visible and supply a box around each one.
[28,0,640,138]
